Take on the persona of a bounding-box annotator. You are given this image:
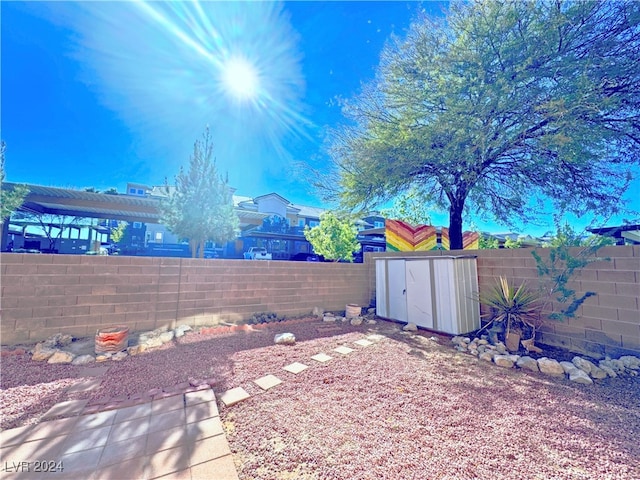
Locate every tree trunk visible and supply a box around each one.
[189,239,198,258]
[448,201,464,250]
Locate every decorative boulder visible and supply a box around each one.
[569,369,593,385]
[537,357,565,377]
[516,356,540,372]
[274,333,296,345]
[48,351,75,364]
[403,323,418,332]
[350,317,363,326]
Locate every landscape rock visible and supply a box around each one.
[403,323,418,332]
[312,306,324,317]
[71,354,96,366]
[174,325,192,337]
[569,369,593,385]
[323,315,336,322]
[600,365,617,378]
[572,356,596,374]
[494,354,518,368]
[159,331,175,343]
[620,356,640,370]
[96,353,112,362]
[274,333,296,345]
[350,317,363,326]
[112,351,128,361]
[366,319,377,325]
[516,356,540,372]
[479,352,494,362]
[589,366,608,379]
[47,350,75,364]
[560,361,578,374]
[495,342,507,355]
[537,357,565,377]
[429,336,439,343]
[31,344,58,362]
[127,345,141,356]
[43,333,73,348]
[367,308,376,315]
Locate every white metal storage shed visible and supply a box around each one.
[375,255,480,335]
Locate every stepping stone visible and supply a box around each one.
[334,346,354,355]
[354,339,374,347]
[254,374,282,391]
[41,399,90,420]
[311,353,333,363]
[219,387,250,407]
[367,334,384,342]
[283,362,308,374]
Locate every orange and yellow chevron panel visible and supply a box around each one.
[462,231,480,250]
[385,220,437,251]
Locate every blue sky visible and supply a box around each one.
[2,1,638,236]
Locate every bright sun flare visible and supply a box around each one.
[221,57,259,101]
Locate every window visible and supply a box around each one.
[129,188,136,194]
[374,221,384,228]
[155,232,163,241]
[133,222,142,229]
[137,189,144,195]
[298,219,305,228]
[309,220,319,227]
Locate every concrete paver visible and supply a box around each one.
[334,346,355,355]
[283,362,309,374]
[354,339,374,347]
[253,374,282,391]
[311,353,333,363]
[219,387,251,407]
[367,334,385,342]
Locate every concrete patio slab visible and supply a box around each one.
[219,387,251,407]
[311,353,333,363]
[0,388,240,480]
[185,389,216,407]
[283,362,309,374]
[41,399,90,420]
[354,339,374,347]
[254,374,283,391]
[334,346,354,355]
[367,334,385,342]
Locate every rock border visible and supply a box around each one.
[451,335,640,384]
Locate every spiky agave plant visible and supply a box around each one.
[479,277,541,337]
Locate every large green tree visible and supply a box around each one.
[160,128,239,258]
[325,1,640,250]
[304,212,360,262]
[0,141,29,223]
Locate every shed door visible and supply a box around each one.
[387,259,408,322]
[406,260,434,329]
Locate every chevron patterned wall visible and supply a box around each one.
[385,220,480,251]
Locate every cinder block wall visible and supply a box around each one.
[0,254,370,345]
[367,246,640,358]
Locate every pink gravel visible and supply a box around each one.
[2,318,639,479]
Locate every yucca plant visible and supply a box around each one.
[478,277,541,339]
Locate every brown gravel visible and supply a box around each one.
[2,319,639,480]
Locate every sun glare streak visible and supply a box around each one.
[58,0,311,186]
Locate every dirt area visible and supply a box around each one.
[2,318,639,479]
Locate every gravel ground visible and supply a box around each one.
[2,318,639,480]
